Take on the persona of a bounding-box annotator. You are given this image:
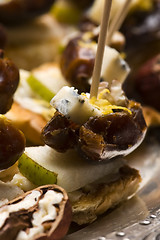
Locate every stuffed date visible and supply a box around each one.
[61,34,129,93]
[42,85,147,162]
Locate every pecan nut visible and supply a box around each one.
[0,185,72,240]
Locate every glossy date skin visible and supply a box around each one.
[0,51,25,170]
[0,116,25,170]
[0,0,55,24]
[61,32,125,93]
[0,50,19,114]
[61,36,95,93]
[42,101,147,162]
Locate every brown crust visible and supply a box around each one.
[70,165,141,225]
[6,102,47,145]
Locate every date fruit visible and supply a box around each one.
[135,54,160,111]
[0,50,19,114]
[0,115,25,170]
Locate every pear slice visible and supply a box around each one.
[27,74,55,102]
[18,145,125,192]
[18,153,57,186]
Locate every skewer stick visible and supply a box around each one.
[106,0,132,45]
[90,0,112,99]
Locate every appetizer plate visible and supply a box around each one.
[64,127,160,240]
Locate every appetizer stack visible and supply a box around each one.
[0,0,159,239]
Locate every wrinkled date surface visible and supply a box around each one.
[41,111,78,152]
[0,0,55,24]
[0,115,25,170]
[135,54,160,111]
[0,185,72,240]
[61,36,95,93]
[0,50,19,114]
[42,101,147,162]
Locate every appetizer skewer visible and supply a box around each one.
[0,0,151,237]
[43,0,146,161]
[15,0,145,226]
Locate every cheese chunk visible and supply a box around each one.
[50,86,101,124]
[87,44,130,85]
[101,46,130,85]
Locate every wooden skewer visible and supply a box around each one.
[106,0,132,45]
[90,0,112,99]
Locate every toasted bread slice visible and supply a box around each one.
[69,165,141,225]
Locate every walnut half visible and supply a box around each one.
[0,185,72,240]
